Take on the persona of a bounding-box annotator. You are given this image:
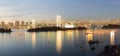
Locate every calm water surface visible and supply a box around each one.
[0,29,120,56]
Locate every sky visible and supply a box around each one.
[0,0,120,20]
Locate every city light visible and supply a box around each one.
[64,24,74,28]
[0,0,120,56]
[56,31,62,54]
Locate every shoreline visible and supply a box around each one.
[0,28,12,33]
[27,26,87,32]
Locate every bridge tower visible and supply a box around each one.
[56,15,62,27]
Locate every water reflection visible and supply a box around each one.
[56,31,62,54]
[66,30,74,43]
[110,31,115,45]
[32,32,36,48]
[86,34,93,42]
[0,29,120,56]
[14,30,24,37]
[86,30,93,41]
[47,32,50,44]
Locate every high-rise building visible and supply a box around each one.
[8,22,13,26]
[15,21,20,26]
[21,21,25,26]
[1,21,5,27]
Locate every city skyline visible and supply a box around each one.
[0,0,120,20]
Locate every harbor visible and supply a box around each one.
[0,29,120,56]
[0,0,120,56]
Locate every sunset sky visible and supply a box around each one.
[0,0,120,20]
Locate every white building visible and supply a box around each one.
[64,23,74,28]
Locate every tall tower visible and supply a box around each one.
[56,15,62,27]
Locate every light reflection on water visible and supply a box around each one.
[0,29,120,56]
[32,32,36,48]
[86,34,93,41]
[110,31,115,45]
[56,31,62,54]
